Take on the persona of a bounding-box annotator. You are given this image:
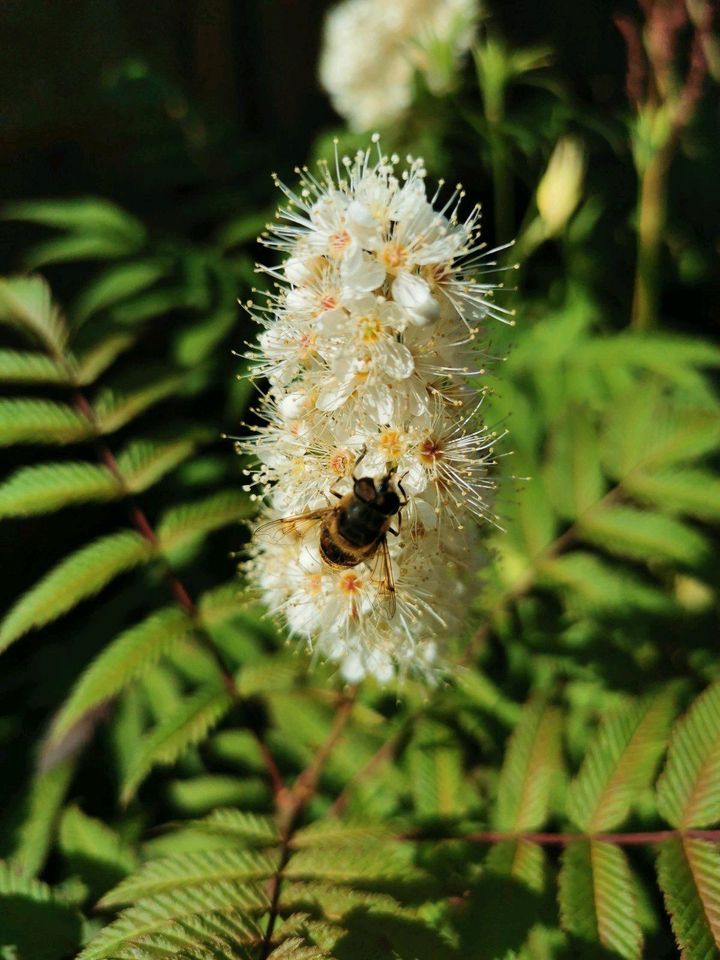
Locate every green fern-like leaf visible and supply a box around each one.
[623,467,720,522]
[484,839,547,892]
[74,330,135,384]
[93,373,186,434]
[78,880,270,959]
[494,699,563,832]
[558,840,643,959]
[120,684,234,803]
[0,461,120,518]
[72,259,170,324]
[656,681,720,829]
[59,806,137,898]
[539,552,673,614]
[267,938,333,960]
[0,274,68,353]
[406,720,469,818]
[579,334,720,379]
[105,912,264,959]
[657,837,720,958]
[188,809,280,847]
[0,860,83,960]
[4,197,146,241]
[198,582,260,634]
[284,838,419,884]
[8,760,76,877]
[117,433,211,493]
[0,530,154,652]
[579,506,708,566]
[158,491,254,556]
[0,349,70,384]
[602,388,720,478]
[0,397,91,446]
[566,691,677,832]
[99,849,278,907]
[47,606,194,747]
[23,233,144,270]
[543,406,604,520]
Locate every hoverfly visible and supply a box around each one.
[255,449,406,619]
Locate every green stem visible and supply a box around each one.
[489,132,514,245]
[631,146,672,331]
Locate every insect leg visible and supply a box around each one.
[352,444,368,478]
[396,472,409,506]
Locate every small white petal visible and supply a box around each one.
[278,392,310,420]
[315,306,348,337]
[316,378,355,411]
[342,248,386,293]
[341,652,367,684]
[391,272,440,327]
[382,339,414,380]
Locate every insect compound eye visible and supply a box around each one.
[354,477,377,503]
[378,490,400,516]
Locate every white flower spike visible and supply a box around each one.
[240,140,513,684]
[319,0,480,131]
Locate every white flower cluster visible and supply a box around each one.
[240,139,512,684]
[319,0,479,131]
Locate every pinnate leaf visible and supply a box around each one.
[158,491,253,555]
[0,398,91,446]
[93,373,186,434]
[73,259,169,324]
[8,760,76,877]
[99,848,278,907]
[77,880,269,959]
[120,684,234,803]
[0,530,154,652]
[579,506,708,566]
[4,197,145,242]
[657,681,720,829]
[0,274,68,352]
[657,837,720,959]
[543,406,604,520]
[0,860,83,960]
[0,461,120,519]
[566,691,677,832]
[558,840,642,959]
[47,606,193,746]
[623,467,720,522]
[0,349,69,384]
[117,433,210,493]
[495,699,563,832]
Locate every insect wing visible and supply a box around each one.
[254,507,331,545]
[367,537,397,620]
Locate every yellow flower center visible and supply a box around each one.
[297,332,316,360]
[304,573,323,596]
[339,572,362,595]
[328,450,351,476]
[379,429,404,461]
[329,229,352,256]
[357,313,382,343]
[381,242,407,272]
[419,436,444,464]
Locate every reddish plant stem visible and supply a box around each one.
[69,386,285,793]
[259,688,357,959]
[446,829,720,846]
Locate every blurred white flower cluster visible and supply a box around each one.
[240,139,511,683]
[319,0,479,131]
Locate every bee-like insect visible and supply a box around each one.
[255,449,406,619]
